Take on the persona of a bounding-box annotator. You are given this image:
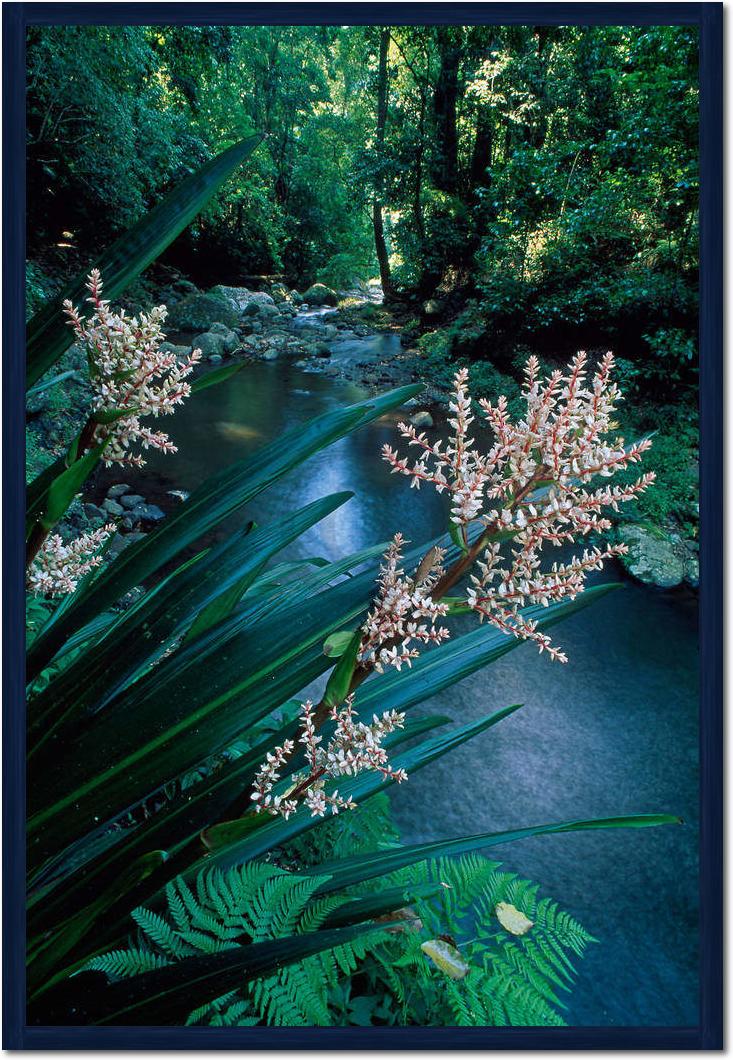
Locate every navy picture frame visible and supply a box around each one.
[3,2,722,1049]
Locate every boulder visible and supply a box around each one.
[160,342,193,358]
[617,524,687,589]
[684,554,700,590]
[314,343,331,358]
[261,348,280,361]
[165,290,240,332]
[270,283,291,304]
[83,502,107,523]
[323,324,338,341]
[290,290,304,306]
[130,503,166,523]
[192,332,229,359]
[206,322,239,352]
[409,411,434,429]
[106,484,131,499]
[303,283,338,307]
[120,494,145,510]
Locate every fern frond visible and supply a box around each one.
[82,947,170,980]
[131,907,194,958]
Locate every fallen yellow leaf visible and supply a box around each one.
[420,938,470,979]
[495,901,534,936]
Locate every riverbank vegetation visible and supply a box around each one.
[24,21,695,1027]
[26,22,699,572]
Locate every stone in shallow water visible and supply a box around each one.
[617,523,687,589]
[102,498,124,517]
[410,410,434,429]
[106,484,131,499]
[107,531,147,557]
[303,283,338,306]
[130,503,166,523]
[83,503,107,523]
[193,332,229,359]
[120,493,145,509]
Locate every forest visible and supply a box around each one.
[24,22,699,1031]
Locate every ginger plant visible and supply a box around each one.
[26,271,201,580]
[252,353,654,820]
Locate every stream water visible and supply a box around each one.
[142,324,699,1028]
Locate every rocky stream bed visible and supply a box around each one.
[28,277,698,593]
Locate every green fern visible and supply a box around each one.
[83,798,596,1028]
[358,850,596,1027]
[83,861,376,1026]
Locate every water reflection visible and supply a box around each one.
[145,357,699,1027]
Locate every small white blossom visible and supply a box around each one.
[383,354,654,662]
[63,270,202,467]
[251,698,406,820]
[357,534,450,673]
[27,524,115,597]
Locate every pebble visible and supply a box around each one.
[120,494,145,509]
[410,411,434,429]
[102,498,124,517]
[129,503,165,523]
[83,502,107,522]
[106,484,131,499]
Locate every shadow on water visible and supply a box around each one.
[144,354,699,1028]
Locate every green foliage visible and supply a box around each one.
[614,401,699,533]
[84,798,597,1027]
[24,363,672,1023]
[83,862,380,1027]
[23,25,691,1022]
[357,852,595,1027]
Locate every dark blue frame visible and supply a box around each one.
[3,2,722,1049]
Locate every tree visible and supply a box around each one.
[372,28,393,298]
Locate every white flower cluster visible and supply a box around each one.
[251,699,407,820]
[383,353,654,662]
[27,524,114,597]
[357,533,451,673]
[63,270,202,467]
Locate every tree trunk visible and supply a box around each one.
[372,28,393,299]
[413,92,427,244]
[469,108,493,190]
[433,27,460,194]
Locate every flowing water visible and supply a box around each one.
[143,331,699,1028]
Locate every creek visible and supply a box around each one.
[141,315,699,1027]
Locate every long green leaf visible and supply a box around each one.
[28,492,354,750]
[195,704,524,874]
[31,922,382,1026]
[27,532,449,860]
[353,583,621,718]
[26,135,263,388]
[27,384,422,679]
[307,814,683,895]
[27,443,106,538]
